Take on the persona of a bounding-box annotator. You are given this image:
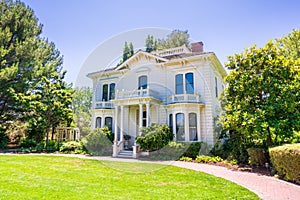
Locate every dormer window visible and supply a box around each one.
[138,75,147,89]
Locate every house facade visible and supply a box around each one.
[87,42,227,157]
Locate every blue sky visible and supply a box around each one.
[22,0,300,87]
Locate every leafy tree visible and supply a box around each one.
[13,71,74,146]
[145,35,157,52]
[0,1,65,146]
[276,29,300,59]
[157,30,190,50]
[72,87,92,137]
[220,40,300,147]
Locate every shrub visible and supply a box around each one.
[182,142,202,159]
[19,138,37,148]
[46,140,60,152]
[269,144,300,184]
[60,141,85,154]
[82,128,112,156]
[136,124,173,152]
[196,155,223,163]
[247,148,266,166]
[148,141,186,160]
[179,156,192,161]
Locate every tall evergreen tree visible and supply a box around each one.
[129,42,134,57]
[122,41,134,63]
[145,35,157,52]
[0,1,72,146]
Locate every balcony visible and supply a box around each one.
[167,94,201,104]
[116,88,160,100]
[94,101,114,109]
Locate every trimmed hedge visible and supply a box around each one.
[269,143,300,184]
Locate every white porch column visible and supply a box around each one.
[146,102,150,127]
[185,112,189,142]
[139,104,143,135]
[101,117,105,128]
[114,106,119,142]
[120,105,124,142]
[197,109,201,141]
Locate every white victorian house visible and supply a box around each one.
[87,42,227,158]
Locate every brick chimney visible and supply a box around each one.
[191,41,204,53]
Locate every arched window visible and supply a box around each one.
[95,117,101,128]
[109,83,115,100]
[105,117,113,131]
[175,74,183,94]
[102,84,108,101]
[189,113,198,141]
[185,73,194,94]
[138,75,148,89]
[169,114,173,133]
[176,113,185,141]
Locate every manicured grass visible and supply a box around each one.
[0,155,259,199]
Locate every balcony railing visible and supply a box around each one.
[116,88,160,100]
[167,94,201,104]
[95,101,114,109]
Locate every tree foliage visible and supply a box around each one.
[122,41,134,62]
[157,30,190,50]
[72,87,92,137]
[12,71,74,144]
[145,35,157,52]
[276,29,300,59]
[0,1,72,146]
[220,37,300,147]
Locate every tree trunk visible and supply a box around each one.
[45,128,50,152]
[51,126,55,140]
[266,127,273,147]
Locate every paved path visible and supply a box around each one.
[171,161,300,200]
[2,153,300,200]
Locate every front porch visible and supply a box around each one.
[111,92,162,158]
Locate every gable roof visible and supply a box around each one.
[115,50,168,70]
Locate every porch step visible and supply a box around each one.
[117,150,133,158]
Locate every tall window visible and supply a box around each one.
[169,114,173,133]
[176,113,185,141]
[189,113,198,141]
[185,73,194,94]
[105,117,113,131]
[102,84,108,101]
[138,75,147,89]
[109,83,115,100]
[95,117,101,128]
[142,111,147,127]
[175,74,183,94]
[215,77,218,98]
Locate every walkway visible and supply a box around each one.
[171,161,300,200]
[2,153,300,200]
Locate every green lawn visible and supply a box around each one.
[0,155,259,200]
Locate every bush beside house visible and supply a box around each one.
[269,143,300,184]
